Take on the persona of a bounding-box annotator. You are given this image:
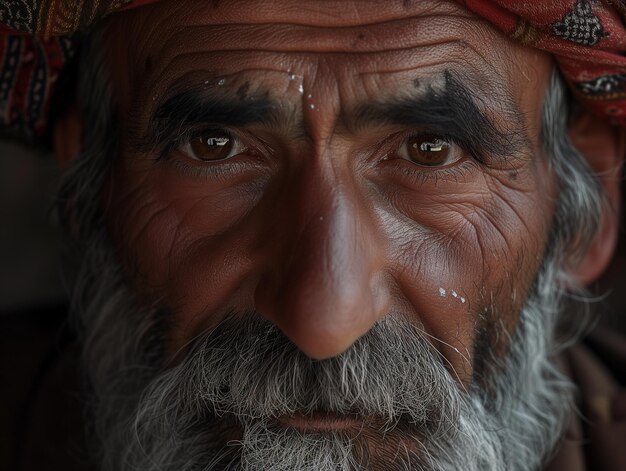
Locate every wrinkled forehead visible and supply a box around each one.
[103,0,552,138]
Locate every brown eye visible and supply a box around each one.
[188,130,235,161]
[402,134,461,167]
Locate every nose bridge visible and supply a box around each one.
[294,174,363,299]
[255,159,389,359]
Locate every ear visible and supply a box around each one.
[53,100,82,169]
[566,111,625,286]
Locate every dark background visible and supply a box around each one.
[0,141,65,313]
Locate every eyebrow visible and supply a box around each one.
[351,71,529,161]
[137,89,282,153]
[138,72,528,162]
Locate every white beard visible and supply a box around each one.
[74,231,574,471]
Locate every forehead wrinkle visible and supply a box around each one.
[352,55,497,98]
[348,57,516,117]
[129,0,476,31]
[349,38,517,99]
[137,16,495,78]
[141,38,485,109]
[138,67,293,107]
[109,0,539,108]
[156,15,490,52]
[148,45,467,90]
[112,2,534,117]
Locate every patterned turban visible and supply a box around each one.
[1,0,625,141]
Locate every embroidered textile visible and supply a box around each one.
[1,0,625,140]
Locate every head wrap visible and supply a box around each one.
[1,0,625,141]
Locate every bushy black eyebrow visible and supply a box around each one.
[136,72,528,162]
[136,90,280,153]
[352,71,529,161]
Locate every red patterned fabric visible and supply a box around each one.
[460,1,626,126]
[1,0,625,141]
[0,33,73,138]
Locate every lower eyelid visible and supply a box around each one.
[379,157,478,188]
[166,152,253,180]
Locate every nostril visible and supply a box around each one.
[253,233,390,358]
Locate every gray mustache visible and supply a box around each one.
[142,314,464,435]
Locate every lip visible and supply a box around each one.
[274,411,367,432]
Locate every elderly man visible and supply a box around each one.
[1,0,626,470]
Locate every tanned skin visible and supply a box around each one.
[54,0,622,434]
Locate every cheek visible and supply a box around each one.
[106,142,556,377]
[106,154,269,341]
[380,163,555,380]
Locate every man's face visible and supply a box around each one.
[106,0,554,370]
[86,0,567,468]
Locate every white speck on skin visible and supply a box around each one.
[460,297,466,304]
[451,290,458,298]
[288,72,296,80]
[204,80,209,85]
[309,104,315,109]
[438,288,446,297]
[298,84,304,94]
[307,94,313,99]
[218,78,226,86]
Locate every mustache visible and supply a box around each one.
[135,313,467,435]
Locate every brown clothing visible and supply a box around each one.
[1,309,625,471]
[546,327,626,471]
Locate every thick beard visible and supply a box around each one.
[75,229,574,471]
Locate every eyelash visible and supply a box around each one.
[154,127,267,179]
[379,131,483,185]
[154,127,484,184]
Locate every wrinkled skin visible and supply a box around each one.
[102,0,555,392]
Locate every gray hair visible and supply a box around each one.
[542,72,605,279]
[57,30,607,471]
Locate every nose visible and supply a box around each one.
[255,163,389,359]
